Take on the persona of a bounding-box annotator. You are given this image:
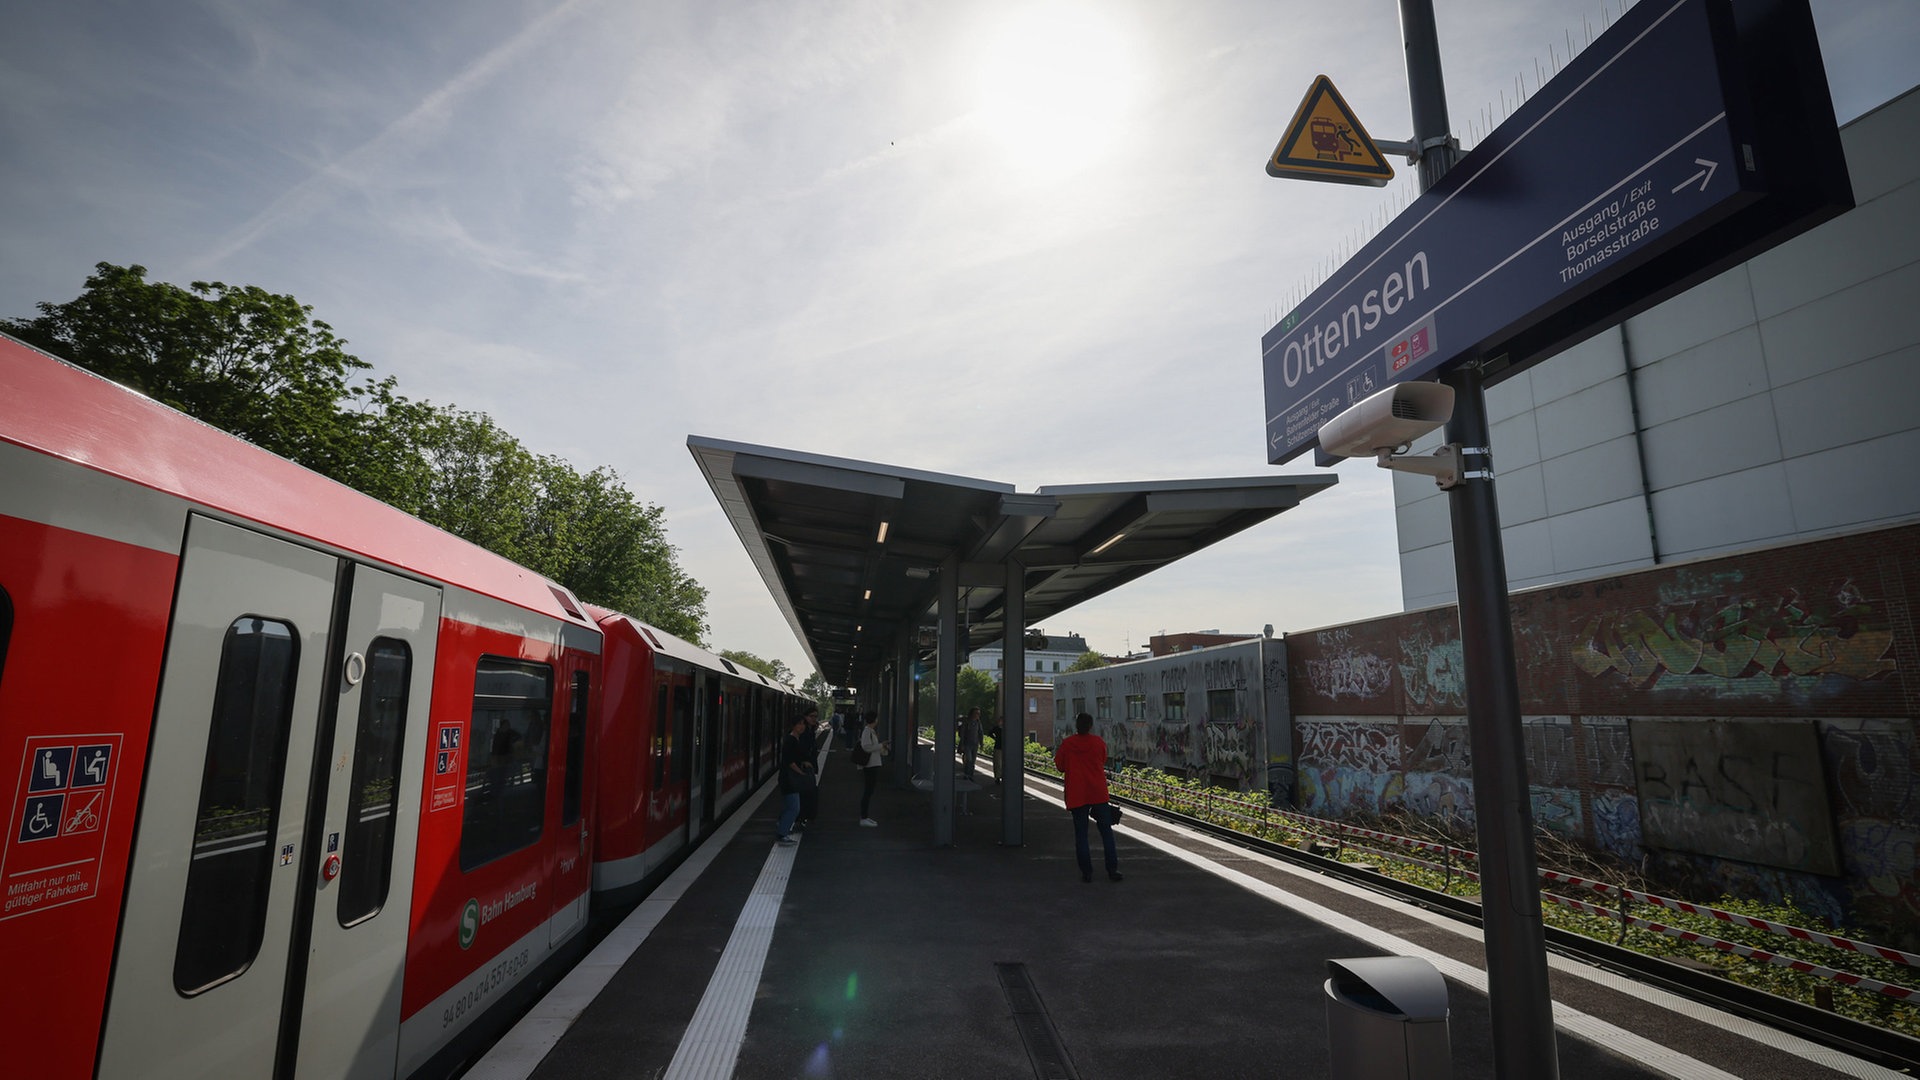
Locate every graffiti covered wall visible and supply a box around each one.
[1287,523,1920,939]
[1051,639,1286,797]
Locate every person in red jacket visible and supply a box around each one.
[1053,712,1122,883]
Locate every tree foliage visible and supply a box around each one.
[720,650,794,686]
[4,262,708,639]
[798,672,834,718]
[1066,651,1108,672]
[2,262,374,464]
[917,664,1001,724]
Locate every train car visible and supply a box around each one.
[0,334,607,1079]
[588,607,800,904]
[1049,638,1295,802]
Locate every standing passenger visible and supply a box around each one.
[775,711,814,845]
[1053,712,1121,883]
[857,712,888,826]
[797,708,822,828]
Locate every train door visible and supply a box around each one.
[292,563,440,1080]
[686,672,708,841]
[703,680,725,828]
[549,669,590,948]
[97,518,440,1080]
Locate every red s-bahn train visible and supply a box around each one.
[0,334,806,1079]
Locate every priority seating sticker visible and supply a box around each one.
[3,735,121,920]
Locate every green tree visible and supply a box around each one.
[1,262,373,465]
[1066,651,1108,672]
[720,650,794,686]
[517,456,708,641]
[799,672,834,718]
[5,262,709,638]
[916,665,1000,724]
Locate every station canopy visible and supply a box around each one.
[688,436,1339,689]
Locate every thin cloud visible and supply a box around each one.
[192,0,598,270]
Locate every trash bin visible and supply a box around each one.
[1324,956,1452,1080]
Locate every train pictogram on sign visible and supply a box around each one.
[1267,75,1394,186]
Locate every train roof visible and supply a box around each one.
[586,605,797,693]
[0,333,591,628]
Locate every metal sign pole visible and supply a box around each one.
[1400,1,1559,1075]
[1441,364,1560,1078]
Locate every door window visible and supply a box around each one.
[175,617,299,995]
[653,684,670,787]
[337,638,411,926]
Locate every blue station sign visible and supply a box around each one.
[1262,0,1851,464]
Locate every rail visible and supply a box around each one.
[1019,747,1920,1028]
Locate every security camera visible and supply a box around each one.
[1319,381,1470,489]
[1317,381,1455,458]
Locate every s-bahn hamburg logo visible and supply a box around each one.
[459,899,480,950]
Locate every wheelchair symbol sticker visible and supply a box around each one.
[19,795,65,843]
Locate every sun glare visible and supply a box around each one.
[970,3,1141,180]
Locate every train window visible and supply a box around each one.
[562,672,587,826]
[1071,697,1086,720]
[338,638,411,927]
[1126,694,1146,720]
[175,617,299,996]
[1163,692,1186,722]
[1207,689,1236,719]
[1096,696,1111,720]
[460,658,552,871]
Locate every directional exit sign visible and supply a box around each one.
[1261,0,1852,465]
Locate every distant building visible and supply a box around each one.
[966,630,1090,685]
[1149,630,1263,657]
[1011,682,1053,739]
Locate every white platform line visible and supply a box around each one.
[662,752,827,1080]
[462,781,776,1080]
[662,850,798,1080]
[1021,775,1905,1080]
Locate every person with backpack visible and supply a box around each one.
[775,709,817,845]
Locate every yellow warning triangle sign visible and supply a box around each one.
[1267,75,1395,186]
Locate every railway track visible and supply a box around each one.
[996,754,1920,1075]
[1100,784,1920,1073]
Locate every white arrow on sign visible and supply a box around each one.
[1672,157,1718,193]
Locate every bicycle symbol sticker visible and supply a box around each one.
[64,791,105,836]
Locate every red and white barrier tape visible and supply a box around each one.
[1540,870,1920,969]
[1546,892,1917,1000]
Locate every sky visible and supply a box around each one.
[3,0,1915,683]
